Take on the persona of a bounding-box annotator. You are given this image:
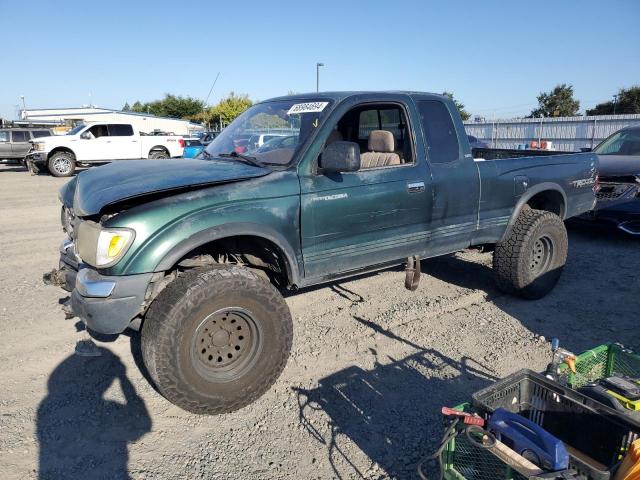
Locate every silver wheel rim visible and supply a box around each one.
[53,157,72,175]
[529,235,554,276]
[190,307,263,383]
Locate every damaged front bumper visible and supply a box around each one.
[49,239,153,334]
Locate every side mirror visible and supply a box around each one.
[320,141,360,173]
[580,147,592,153]
[80,132,92,140]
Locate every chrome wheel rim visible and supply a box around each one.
[53,157,71,175]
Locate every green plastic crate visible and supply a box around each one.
[439,404,527,480]
[559,343,640,389]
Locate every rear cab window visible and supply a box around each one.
[11,131,29,142]
[417,100,460,163]
[107,124,134,136]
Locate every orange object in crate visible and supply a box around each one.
[614,439,640,480]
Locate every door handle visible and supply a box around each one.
[407,181,425,193]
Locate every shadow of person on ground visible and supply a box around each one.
[295,318,496,479]
[36,347,151,480]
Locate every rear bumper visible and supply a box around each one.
[56,239,153,334]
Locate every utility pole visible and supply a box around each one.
[538,114,544,148]
[613,94,619,115]
[316,63,324,92]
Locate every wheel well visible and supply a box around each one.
[526,190,565,218]
[48,147,75,160]
[149,146,169,156]
[171,235,291,288]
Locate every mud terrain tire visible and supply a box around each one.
[493,206,568,299]
[141,265,293,414]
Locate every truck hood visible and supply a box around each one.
[61,158,270,216]
[597,154,640,178]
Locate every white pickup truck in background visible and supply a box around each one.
[26,122,185,176]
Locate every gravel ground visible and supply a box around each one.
[0,164,638,480]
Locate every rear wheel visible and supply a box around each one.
[493,206,568,299]
[48,151,76,177]
[141,265,293,414]
[149,150,169,159]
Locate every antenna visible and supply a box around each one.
[204,72,221,106]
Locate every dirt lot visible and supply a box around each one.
[0,164,638,480]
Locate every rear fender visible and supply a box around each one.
[500,183,567,242]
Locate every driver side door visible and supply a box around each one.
[299,99,432,281]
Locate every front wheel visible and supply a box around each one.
[493,207,568,299]
[48,151,76,177]
[141,265,293,414]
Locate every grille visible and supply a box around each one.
[596,184,635,201]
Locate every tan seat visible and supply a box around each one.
[360,130,401,169]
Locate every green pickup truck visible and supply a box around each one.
[52,92,598,414]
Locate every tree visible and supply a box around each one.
[192,92,253,127]
[529,84,580,117]
[122,102,131,111]
[442,91,470,121]
[128,94,205,119]
[586,86,640,115]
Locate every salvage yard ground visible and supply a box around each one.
[0,164,638,480]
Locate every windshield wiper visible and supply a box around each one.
[218,151,265,168]
[199,150,213,159]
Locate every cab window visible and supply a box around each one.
[88,125,109,138]
[328,103,414,168]
[11,131,29,142]
[108,124,134,136]
[417,100,460,164]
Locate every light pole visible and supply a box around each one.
[19,95,25,109]
[316,63,324,92]
[613,94,619,115]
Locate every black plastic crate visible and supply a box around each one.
[472,369,640,479]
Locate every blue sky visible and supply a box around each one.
[1,0,638,120]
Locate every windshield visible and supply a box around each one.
[204,99,333,165]
[594,129,640,155]
[67,124,86,135]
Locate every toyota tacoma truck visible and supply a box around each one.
[26,122,185,177]
[49,92,598,414]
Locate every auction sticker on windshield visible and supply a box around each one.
[287,102,329,115]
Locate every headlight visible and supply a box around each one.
[95,229,135,266]
[76,220,135,267]
[33,142,45,151]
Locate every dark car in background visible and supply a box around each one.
[199,131,220,146]
[467,134,489,149]
[582,126,640,235]
[0,128,53,164]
